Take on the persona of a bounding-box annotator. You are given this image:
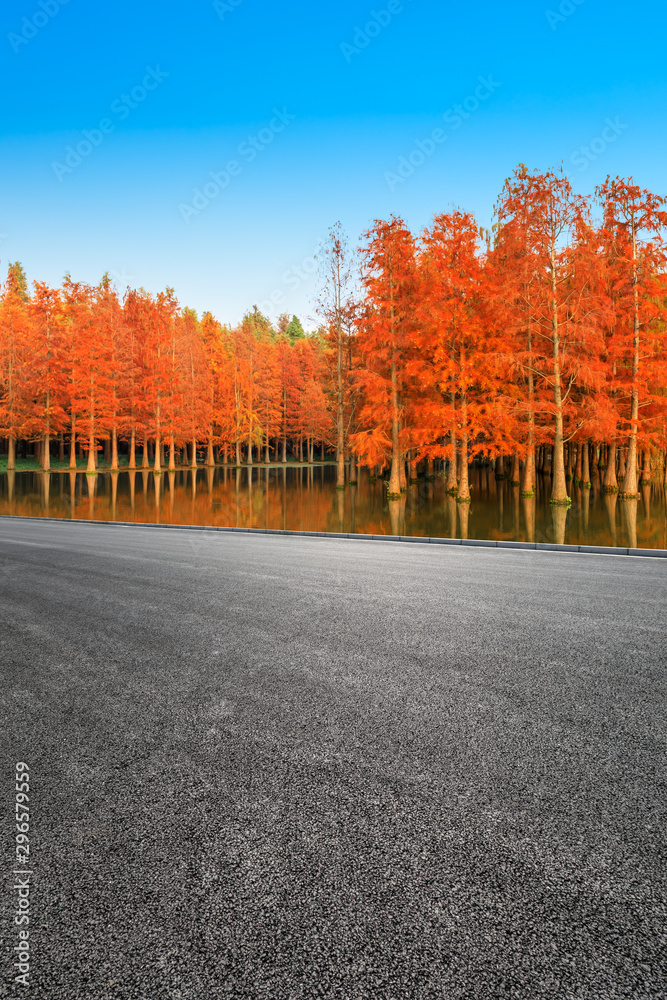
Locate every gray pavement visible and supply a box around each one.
[1,516,666,1000]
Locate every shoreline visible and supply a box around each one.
[0,460,340,474]
[1,514,665,559]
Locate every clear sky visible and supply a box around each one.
[1,0,666,327]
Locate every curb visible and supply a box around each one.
[1,515,666,559]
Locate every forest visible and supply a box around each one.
[1,166,666,507]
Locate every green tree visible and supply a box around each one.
[285,314,306,342]
[7,262,28,302]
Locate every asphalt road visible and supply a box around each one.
[1,517,666,1000]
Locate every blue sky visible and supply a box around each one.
[1,0,666,327]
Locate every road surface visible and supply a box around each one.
[1,517,666,999]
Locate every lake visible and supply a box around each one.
[1,464,665,550]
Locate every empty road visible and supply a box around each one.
[1,517,666,999]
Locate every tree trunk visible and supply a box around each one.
[191,437,197,468]
[581,440,590,487]
[575,442,583,484]
[87,430,96,474]
[387,322,401,498]
[128,428,136,470]
[40,433,50,471]
[603,442,618,492]
[154,435,162,473]
[446,427,458,495]
[336,285,345,489]
[69,422,77,470]
[457,398,470,502]
[617,446,626,482]
[7,436,15,471]
[142,438,150,469]
[590,443,598,477]
[510,450,520,486]
[399,451,407,491]
[550,234,569,504]
[641,448,652,483]
[111,427,119,471]
[624,228,641,497]
[168,435,176,472]
[550,240,569,504]
[521,445,535,496]
[207,437,215,467]
[524,324,536,490]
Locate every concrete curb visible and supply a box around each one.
[2,515,666,559]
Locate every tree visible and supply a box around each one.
[495,168,596,504]
[417,210,490,503]
[285,315,306,341]
[353,217,417,498]
[25,282,68,470]
[595,177,667,497]
[94,275,127,470]
[0,264,31,469]
[318,223,356,489]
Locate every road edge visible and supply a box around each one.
[1,515,666,559]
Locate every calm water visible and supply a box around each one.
[1,464,666,549]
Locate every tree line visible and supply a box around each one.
[1,166,666,506]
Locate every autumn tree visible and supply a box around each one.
[416,211,491,503]
[0,264,31,470]
[318,223,357,489]
[353,217,417,498]
[595,177,667,497]
[25,282,68,470]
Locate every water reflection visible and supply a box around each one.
[0,465,665,549]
